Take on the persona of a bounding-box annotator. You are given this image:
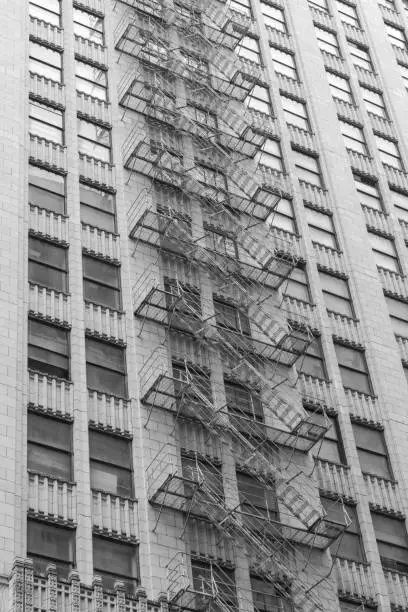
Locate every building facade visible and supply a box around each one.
[2,0,408,610]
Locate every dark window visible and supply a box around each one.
[83,255,121,310]
[308,411,345,464]
[89,430,133,497]
[93,537,138,593]
[86,338,126,397]
[28,412,72,480]
[372,512,408,573]
[80,183,116,233]
[283,267,311,303]
[321,498,365,562]
[294,151,323,188]
[214,299,251,335]
[352,423,392,479]
[225,380,263,421]
[29,165,65,215]
[237,472,278,521]
[74,7,104,45]
[334,344,372,394]
[319,272,354,318]
[29,41,62,82]
[386,296,408,337]
[206,229,238,259]
[29,0,61,26]
[78,118,111,162]
[300,338,327,379]
[28,319,69,379]
[29,236,68,293]
[29,100,64,144]
[191,561,237,608]
[76,60,108,100]
[251,577,292,612]
[27,520,75,578]
[306,208,337,249]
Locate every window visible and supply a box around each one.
[80,183,116,233]
[306,208,337,249]
[300,338,327,379]
[321,499,365,562]
[83,255,121,309]
[335,1,360,27]
[237,472,278,522]
[386,296,408,337]
[28,319,69,379]
[315,27,340,57]
[245,84,272,115]
[29,41,62,82]
[251,577,291,612]
[309,411,345,464]
[283,267,310,302]
[354,175,382,211]
[29,236,68,293]
[375,135,403,170]
[399,63,408,90]
[308,0,328,11]
[270,47,298,80]
[237,36,262,64]
[29,101,64,144]
[369,232,400,273]
[281,95,310,131]
[214,299,251,335]
[319,272,354,317]
[392,189,408,222]
[340,121,367,155]
[76,60,108,100]
[206,229,238,259]
[294,150,323,188]
[256,139,284,172]
[386,23,408,51]
[29,165,65,215]
[327,71,354,104]
[77,119,111,162]
[27,520,75,579]
[29,0,61,26]
[89,430,133,496]
[195,165,227,191]
[349,42,373,72]
[361,87,387,119]
[261,2,286,33]
[28,413,72,480]
[270,198,296,233]
[226,0,251,15]
[93,537,138,593]
[191,561,237,608]
[86,338,126,396]
[225,380,264,421]
[335,344,371,394]
[372,513,408,573]
[73,8,104,45]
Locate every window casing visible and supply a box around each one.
[93,537,139,593]
[29,165,65,215]
[29,0,61,26]
[28,319,69,379]
[354,175,383,211]
[372,513,408,573]
[375,135,403,170]
[80,183,116,233]
[369,232,400,273]
[386,296,408,337]
[349,42,373,72]
[306,208,337,249]
[301,338,327,379]
[283,267,311,303]
[86,338,126,397]
[315,27,341,56]
[340,121,367,155]
[29,236,68,293]
[270,198,296,233]
[261,2,287,33]
[76,60,108,100]
[294,150,323,188]
[319,272,354,318]
[77,118,111,162]
[245,84,272,115]
[362,87,387,119]
[270,47,298,80]
[29,100,64,144]
[73,8,104,45]
[335,344,372,394]
[321,499,365,562]
[281,95,310,131]
[256,139,284,172]
[29,41,62,82]
[335,0,360,26]
[327,71,354,104]
[83,255,121,310]
[27,520,75,579]
[28,413,72,480]
[89,430,133,497]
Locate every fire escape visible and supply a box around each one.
[114,0,349,610]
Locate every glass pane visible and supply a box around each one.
[83,280,121,310]
[86,338,125,372]
[339,366,371,394]
[29,261,67,292]
[334,344,367,370]
[28,412,72,451]
[83,256,120,288]
[27,520,74,562]
[28,443,72,480]
[323,292,354,317]
[90,461,133,496]
[80,184,115,213]
[29,237,67,271]
[29,319,68,354]
[89,430,131,466]
[86,363,126,396]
